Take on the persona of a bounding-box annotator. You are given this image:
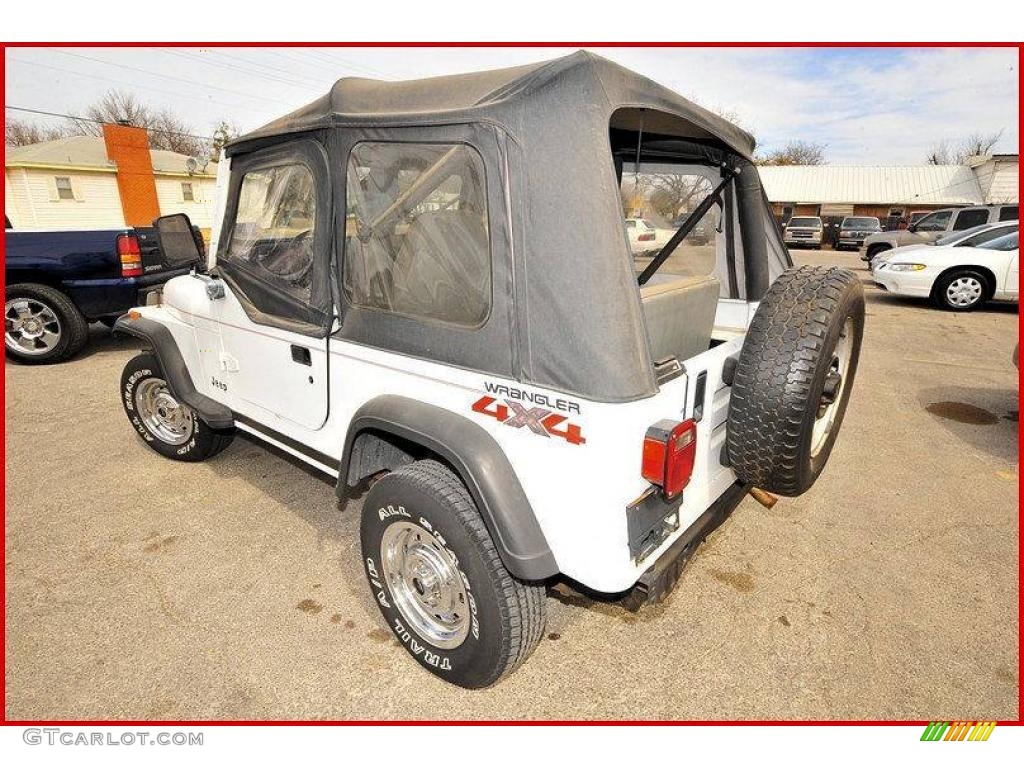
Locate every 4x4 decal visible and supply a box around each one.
[472,395,586,445]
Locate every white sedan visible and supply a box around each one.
[625,218,673,255]
[872,230,1018,311]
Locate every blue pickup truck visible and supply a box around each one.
[4,218,202,363]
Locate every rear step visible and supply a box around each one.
[622,481,749,611]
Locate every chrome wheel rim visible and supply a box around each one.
[134,377,194,445]
[946,277,983,307]
[811,318,853,458]
[5,298,62,356]
[380,520,469,649]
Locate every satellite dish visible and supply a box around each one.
[185,157,199,174]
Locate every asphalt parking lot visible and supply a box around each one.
[4,249,1019,721]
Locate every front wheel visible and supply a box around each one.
[361,460,546,688]
[120,353,233,461]
[933,269,989,311]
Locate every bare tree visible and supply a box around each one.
[756,140,827,166]
[66,90,207,156]
[5,118,70,147]
[926,130,1004,164]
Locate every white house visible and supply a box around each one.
[4,129,219,235]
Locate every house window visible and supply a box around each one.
[181,182,195,202]
[55,176,74,200]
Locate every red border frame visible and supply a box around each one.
[1,41,1021,728]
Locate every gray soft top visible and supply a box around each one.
[229,50,755,157]
[226,52,779,403]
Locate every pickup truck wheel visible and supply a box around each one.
[4,283,88,364]
[726,266,864,496]
[121,353,234,462]
[361,460,546,688]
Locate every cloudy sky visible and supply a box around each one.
[5,46,1019,164]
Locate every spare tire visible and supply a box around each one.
[726,266,864,496]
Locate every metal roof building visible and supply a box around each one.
[757,154,1018,222]
[758,164,986,206]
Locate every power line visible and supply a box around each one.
[6,56,263,113]
[160,49,329,91]
[49,49,291,105]
[5,105,217,142]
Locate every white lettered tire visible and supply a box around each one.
[120,352,234,462]
[360,460,546,688]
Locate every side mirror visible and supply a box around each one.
[907,223,917,233]
[153,213,203,269]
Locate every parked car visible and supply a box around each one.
[114,52,864,688]
[868,220,1018,270]
[4,222,203,363]
[836,216,882,251]
[862,204,1019,261]
[782,216,823,249]
[625,217,673,254]
[872,230,1019,311]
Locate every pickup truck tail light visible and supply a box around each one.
[641,418,697,498]
[117,234,143,277]
[638,232,656,242]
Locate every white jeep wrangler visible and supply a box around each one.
[115,52,864,688]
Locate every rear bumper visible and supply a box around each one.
[62,267,191,320]
[622,481,749,610]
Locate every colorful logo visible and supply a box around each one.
[471,395,586,445]
[920,721,996,741]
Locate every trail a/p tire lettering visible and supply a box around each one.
[359,460,546,688]
[120,352,234,463]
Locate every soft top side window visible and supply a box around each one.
[218,139,331,335]
[225,163,317,305]
[342,142,491,327]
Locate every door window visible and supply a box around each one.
[914,210,952,232]
[952,208,989,231]
[224,163,317,306]
[999,205,1019,222]
[343,142,491,327]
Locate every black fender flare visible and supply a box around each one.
[339,395,558,582]
[113,315,234,430]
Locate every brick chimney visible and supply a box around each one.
[102,123,160,227]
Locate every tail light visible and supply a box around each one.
[641,418,697,498]
[638,232,655,242]
[117,233,143,277]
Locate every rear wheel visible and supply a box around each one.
[121,353,233,461]
[726,266,865,496]
[4,283,88,364]
[361,460,546,688]
[933,269,989,311]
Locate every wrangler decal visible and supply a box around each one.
[472,395,586,445]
